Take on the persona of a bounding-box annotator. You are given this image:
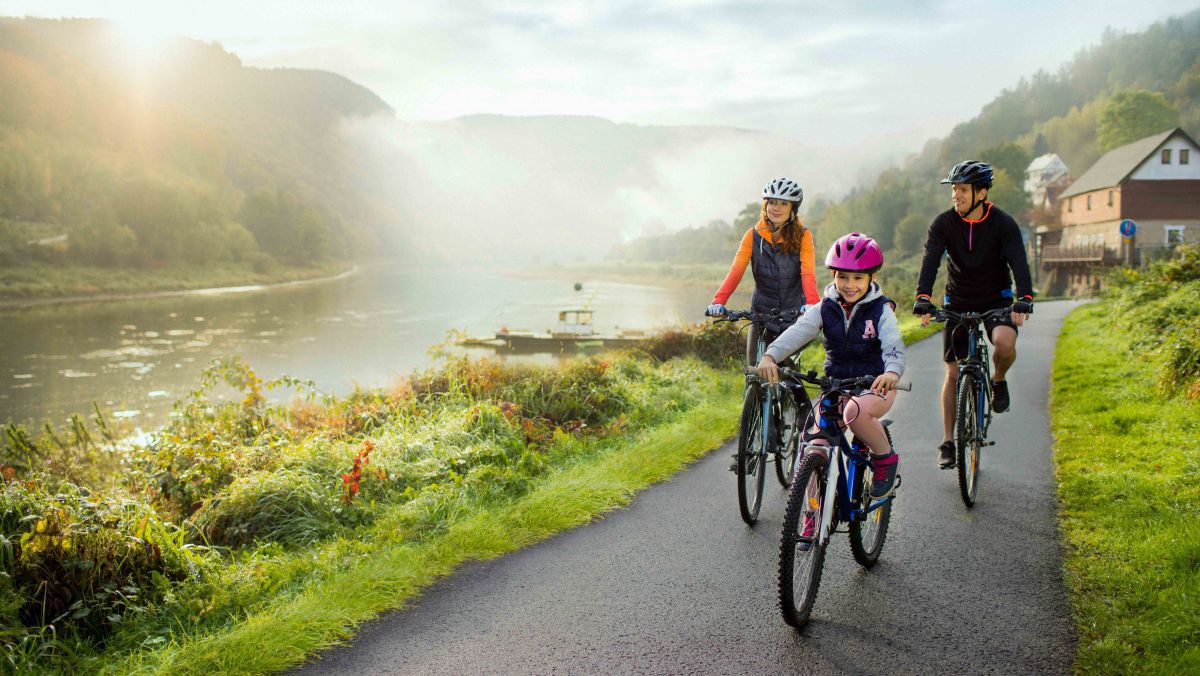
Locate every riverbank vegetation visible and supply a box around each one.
[1051,244,1200,672]
[0,321,755,672]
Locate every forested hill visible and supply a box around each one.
[812,9,1200,257]
[613,9,1200,266]
[0,17,397,270]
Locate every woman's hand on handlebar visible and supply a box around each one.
[870,371,900,396]
[756,354,780,384]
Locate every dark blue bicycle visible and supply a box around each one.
[933,307,1011,507]
[777,367,910,629]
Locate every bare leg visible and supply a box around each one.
[942,361,959,442]
[844,390,897,455]
[991,325,1017,381]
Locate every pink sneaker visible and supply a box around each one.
[870,452,899,498]
[797,511,816,551]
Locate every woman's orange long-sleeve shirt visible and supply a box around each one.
[712,219,820,306]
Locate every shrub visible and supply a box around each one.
[1,482,208,641]
[190,469,346,549]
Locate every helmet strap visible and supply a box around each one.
[963,186,986,220]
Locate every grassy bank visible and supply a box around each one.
[1051,250,1200,672]
[0,322,752,672]
[120,388,741,674]
[0,261,352,303]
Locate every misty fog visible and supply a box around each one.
[341,113,864,265]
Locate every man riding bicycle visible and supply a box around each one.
[912,160,1034,470]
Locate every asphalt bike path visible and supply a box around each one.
[297,300,1080,674]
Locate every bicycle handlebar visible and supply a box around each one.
[931,307,1012,324]
[711,308,801,324]
[744,366,912,393]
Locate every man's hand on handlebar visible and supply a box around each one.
[756,354,780,384]
[913,297,936,327]
[1010,297,1033,327]
[706,303,726,318]
[870,371,900,396]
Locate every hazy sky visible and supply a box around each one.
[5,0,1199,157]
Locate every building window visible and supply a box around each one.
[1165,225,1185,247]
[1087,194,1092,210]
[1162,149,1172,164]
[1182,148,1191,165]
[1107,190,1113,207]
[1068,197,1073,213]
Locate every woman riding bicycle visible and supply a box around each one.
[755,233,906,499]
[706,177,820,364]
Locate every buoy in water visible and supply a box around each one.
[573,282,583,291]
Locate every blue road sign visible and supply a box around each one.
[1119,219,1137,238]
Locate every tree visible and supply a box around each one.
[1031,133,1049,158]
[980,142,1032,187]
[1097,89,1178,151]
[893,213,929,255]
[986,169,1030,215]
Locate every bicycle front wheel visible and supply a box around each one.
[850,429,893,567]
[955,372,981,507]
[737,383,768,525]
[779,451,829,629]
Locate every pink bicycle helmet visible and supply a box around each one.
[825,232,883,273]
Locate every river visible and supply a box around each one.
[0,265,735,429]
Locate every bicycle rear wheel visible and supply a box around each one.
[955,372,981,507]
[737,383,769,525]
[850,428,893,567]
[779,451,829,629]
[774,390,804,487]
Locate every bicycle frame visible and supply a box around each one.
[811,400,896,548]
[783,369,902,548]
[939,308,1010,441]
[726,308,809,463]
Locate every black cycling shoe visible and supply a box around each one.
[937,441,956,469]
[991,380,1010,413]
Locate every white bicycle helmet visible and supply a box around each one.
[762,177,804,205]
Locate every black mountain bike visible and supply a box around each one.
[933,307,1011,507]
[777,367,911,629]
[712,309,811,525]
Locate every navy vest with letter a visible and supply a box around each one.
[820,296,890,379]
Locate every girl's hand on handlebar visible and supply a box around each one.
[870,371,899,396]
[756,355,780,384]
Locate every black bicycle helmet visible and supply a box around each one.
[940,160,994,188]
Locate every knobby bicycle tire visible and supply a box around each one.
[955,372,981,507]
[849,426,893,567]
[737,383,768,525]
[779,451,829,629]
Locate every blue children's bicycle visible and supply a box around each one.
[776,367,910,629]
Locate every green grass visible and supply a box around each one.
[1051,302,1200,673]
[111,378,741,674]
[0,261,351,302]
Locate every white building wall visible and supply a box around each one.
[1129,137,1200,180]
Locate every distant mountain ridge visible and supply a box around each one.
[0,17,397,269]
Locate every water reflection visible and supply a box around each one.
[1,265,743,429]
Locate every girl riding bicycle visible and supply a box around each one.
[707,177,820,364]
[755,233,906,499]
